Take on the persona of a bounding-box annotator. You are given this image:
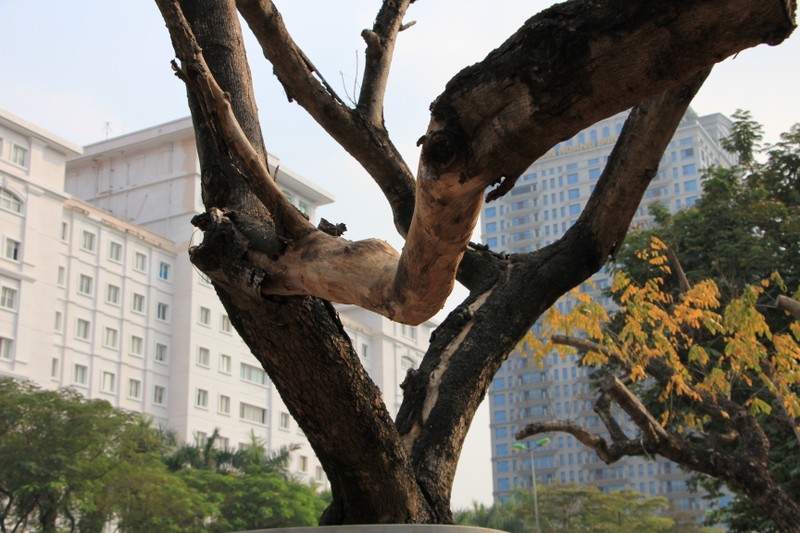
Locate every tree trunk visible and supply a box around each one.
[154,0,797,524]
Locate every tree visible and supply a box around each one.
[0,378,212,533]
[610,115,800,531]
[163,429,327,531]
[455,486,675,533]
[152,0,797,524]
[518,235,800,531]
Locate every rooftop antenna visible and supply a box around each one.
[104,121,113,139]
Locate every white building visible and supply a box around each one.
[1,109,434,487]
[483,109,736,522]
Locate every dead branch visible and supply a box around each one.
[777,294,800,320]
[358,0,415,125]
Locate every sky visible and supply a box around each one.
[2,0,799,510]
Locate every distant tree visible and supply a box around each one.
[519,235,800,530]
[609,114,800,532]
[153,0,796,523]
[454,501,526,532]
[455,486,674,532]
[163,427,327,531]
[0,378,211,533]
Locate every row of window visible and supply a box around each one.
[65,360,168,404]
[0,143,29,169]
[197,305,232,332]
[65,225,172,280]
[57,270,170,319]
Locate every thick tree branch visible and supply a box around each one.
[358,0,414,125]
[433,0,796,198]
[515,420,645,464]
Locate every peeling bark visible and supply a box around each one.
[153,0,798,525]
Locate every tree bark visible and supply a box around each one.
[154,0,798,525]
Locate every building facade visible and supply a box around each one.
[0,109,433,488]
[483,109,735,521]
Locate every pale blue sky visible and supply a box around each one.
[2,1,798,509]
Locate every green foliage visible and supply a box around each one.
[455,485,674,533]
[0,378,327,532]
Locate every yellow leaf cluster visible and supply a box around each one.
[519,236,800,431]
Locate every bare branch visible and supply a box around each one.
[666,245,692,295]
[155,0,313,238]
[515,420,646,464]
[777,294,800,320]
[358,0,414,125]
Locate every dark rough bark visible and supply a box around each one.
[155,0,797,525]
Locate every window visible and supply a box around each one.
[103,327,119,348]
[134,252,147,272]
[485,206,496,218]
[130,335,143,356]
[156,302,169,321]
[54,311,63,332]
[0,337,13,360]
[569,204,582,216]
[567,172,579,184]
[73,363,88,385]
[682,163,696,176]
[589,168,602,181]
[0,189,22,213]
[568,188,580,200]
[50,357,59,378]
[401,324,417,341]
[108,241,122,262]
[485,221,497,233]
[684,179,699,192]
[4,238,20,261]
[101,371,116,393]
[280,411,290,430]
[153,385,166,405]
[60,222,69,241]
[76,318,91,340]
[11,144,28,167]
[316,466,324,482]
[128,378,142,399]
[218,394,231,415]
[198,306,211,326]
[197,347,210,367]
[106,284,120,305]
[78,274,93,296]
[680,147,694,159]
[1,286,17,310]
[299,455,308,473]
[240,362,267,385]
[131,293,145,313]
[158,261,171,280]
[196,388,209,409]
[361,343,369,359]
[57,266,65,286]
[219,354,232,374]
[220,314,232,333]
[239,402,267,424]
[81,230,96,252]
[155,343,168,363]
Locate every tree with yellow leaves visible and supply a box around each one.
[518,236,800,532]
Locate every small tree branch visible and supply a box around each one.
[358,0,414,125]
[666,245,692,295]
[776,294,800,320]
